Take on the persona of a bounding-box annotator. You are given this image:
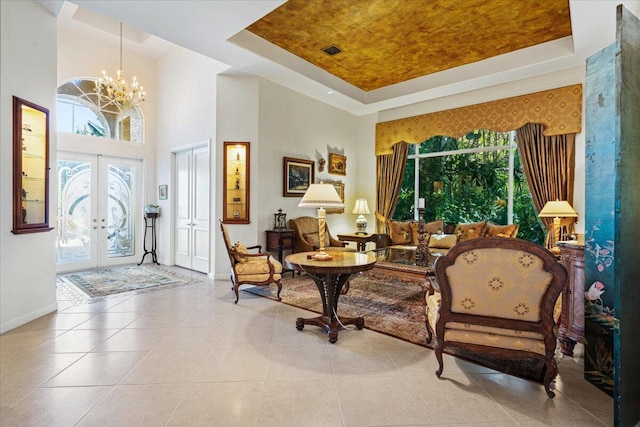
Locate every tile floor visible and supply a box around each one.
[1,267,613,426]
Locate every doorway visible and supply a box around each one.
[174,145,209,273]
[56,152,143,272]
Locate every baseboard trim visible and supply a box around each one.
[0,302,58,334]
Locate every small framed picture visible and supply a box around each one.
[283,157,315,197]
[158,184,168,200]
[328,153,346,175]
[323,180,345,214]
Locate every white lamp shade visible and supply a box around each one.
[538,200,578,218]
[352,199,371,215]
[298,183,344,209]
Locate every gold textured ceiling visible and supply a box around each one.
[246,0,572,92]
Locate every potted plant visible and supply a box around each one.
[145,204,160,214]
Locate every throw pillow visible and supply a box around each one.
[429,233,457,249]
[484,222,519,238]
[232,242,249,263]
[388,221,412,245]
[454,221,487,242]
[425,219,444,235]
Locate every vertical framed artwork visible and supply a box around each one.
[283,157,315,197]
[328,153,347,175]
[323,179,345,214]
[158,185,168,200]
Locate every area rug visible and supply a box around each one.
[244,273,546,382]
[57,265,200,301]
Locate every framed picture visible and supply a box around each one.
[283,157,315,197]
[328,153,347,175]
[158,184,168,200]
[323,180,345,214]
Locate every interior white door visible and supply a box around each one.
[174,146,209,273]
[56,152,142,272]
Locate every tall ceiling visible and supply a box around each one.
[47,0,640,115]
[246,0,572,92]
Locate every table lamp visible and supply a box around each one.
[352,198,371,234]
[538,200,578,248]
[298,183,344,260]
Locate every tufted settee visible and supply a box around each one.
[376,219,519,254]
[426,237,567,397]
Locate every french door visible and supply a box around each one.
[56,152,142,272]
[174,146,209,273]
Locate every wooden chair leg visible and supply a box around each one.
[435,341,444,377]
[275,280,282,301]
[234,283,240,304]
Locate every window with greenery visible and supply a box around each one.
[395,130,545,244]
[56,79,143,143]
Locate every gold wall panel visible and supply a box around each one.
[375,84,582,155]
[247,0,572,92]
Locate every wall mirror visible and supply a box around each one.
[12,96,53,234]
[223,141,250,224]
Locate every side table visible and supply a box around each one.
[337,233,377,252]
[139,213,159,265]
[556,241,585,356]
[266,229,295,277]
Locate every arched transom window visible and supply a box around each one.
[57,78,143,144]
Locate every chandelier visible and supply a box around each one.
[95,22,145,107]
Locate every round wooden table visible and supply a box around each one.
[285,251,376,343]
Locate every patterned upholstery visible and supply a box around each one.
[426,237,567,398]
[289,216,353,253]
[219,220,282,304]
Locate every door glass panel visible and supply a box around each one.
[57,160,92,264]
[106,162,136,258]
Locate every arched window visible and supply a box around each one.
[56,78,143,144]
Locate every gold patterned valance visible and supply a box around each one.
[375,84,582,155]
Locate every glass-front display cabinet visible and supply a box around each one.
[12,96,53,234]
[223,141,250,224]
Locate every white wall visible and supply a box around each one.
[1,1,58,332]
[155,46,228,271]
[377,66,587,233]
[214,76,371,279]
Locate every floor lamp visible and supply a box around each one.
[298,183,344,260]
[538,200,578,252]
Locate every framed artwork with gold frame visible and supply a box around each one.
[328,153,346,175]
[283,157,314,197]
[322,180,345,214]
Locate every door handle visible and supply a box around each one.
[92,226,97,229]
[101,226,106,229]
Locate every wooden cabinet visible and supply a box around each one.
[266,229,295,277]
[557,242,585,356]
[12,96,53,234]
[223,141,249,224]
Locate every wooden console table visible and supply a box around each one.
[556,242,585,356]
[337,233,377,252]
[284,251,376,343]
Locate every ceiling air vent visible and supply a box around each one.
[322,45,342,56]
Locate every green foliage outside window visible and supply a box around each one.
[394,130,545,244]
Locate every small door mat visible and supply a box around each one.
[57,265,200,303]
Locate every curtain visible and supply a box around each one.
[375,141,409,234]
[516,123,576,248]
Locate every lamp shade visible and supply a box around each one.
[298,183,344,209]
[538,200,578,218]
[351,199,371,215]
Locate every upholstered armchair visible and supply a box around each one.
[426,237,567,397]
[288,216,353,253]
[219,220,282,304]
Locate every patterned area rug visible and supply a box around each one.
[244,273,545,382]
[57,265,200,302]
